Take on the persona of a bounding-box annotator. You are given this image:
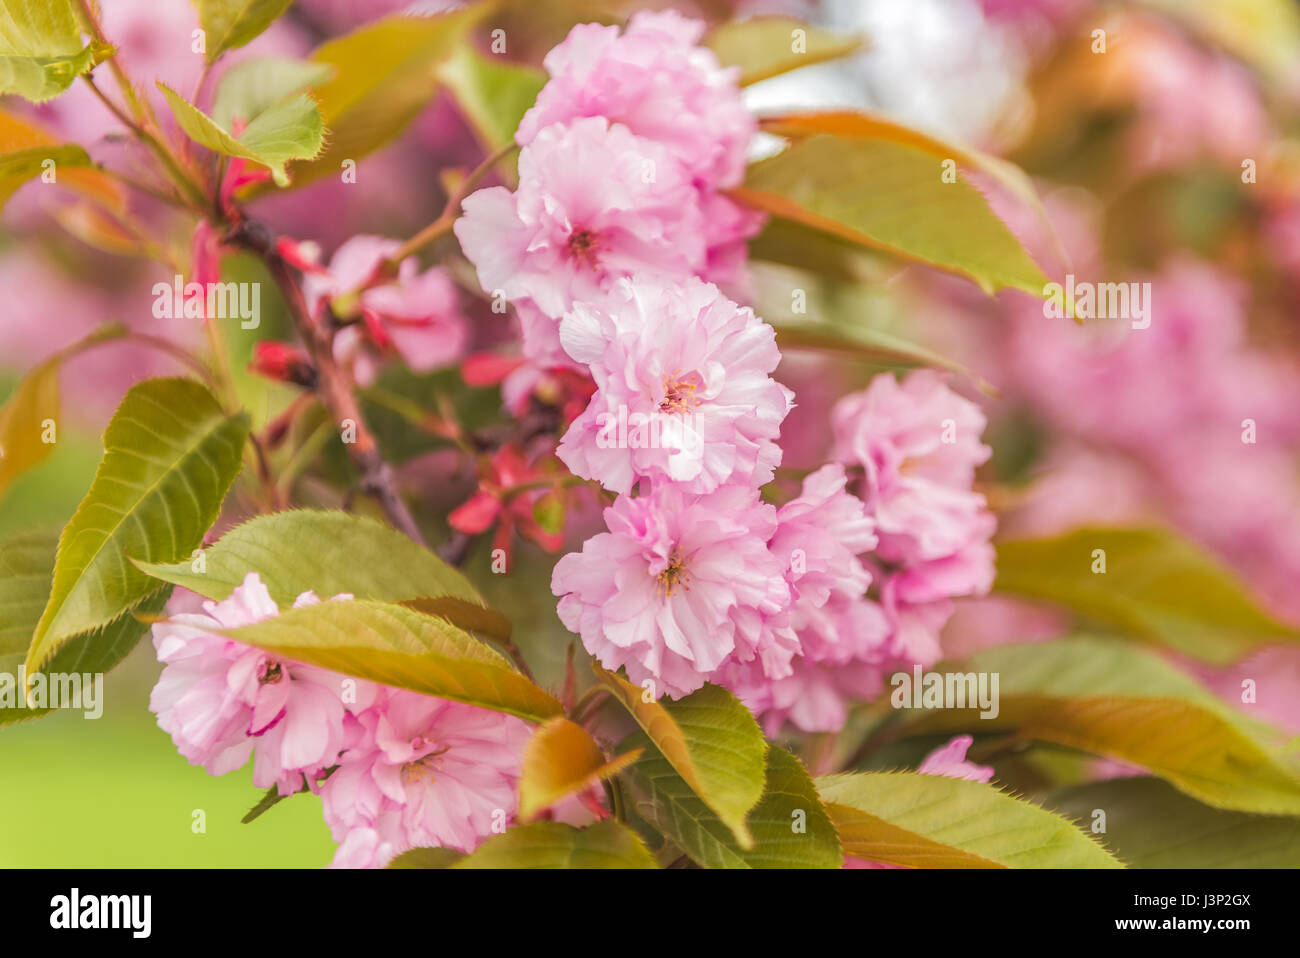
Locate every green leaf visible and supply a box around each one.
[759,110,1067,274]
[1049,776,1300,868]
[438,44,543,152]
[0,529,170,725]
[817,771,1122,868]
[0,109,125,212]
[216,599,563,722]
[705,16,864,86]
[193,0,294,62]
[0,0,97,102]
[273,7,492,192]
[449,820,657,869]
[517,716,641,821]
[593,664,766,848]
[387,846,465,868]
[626,743,842,869]
[0,143,88,209]
[25,378,248,674]
[132,509,500,637]
[772,322,998,397]
[994,526,1300,664]
[904,637,1300,815]
[157,82,323,187]
[0,324,128,501]
[211,56,334,129]
[734,133,1049,296]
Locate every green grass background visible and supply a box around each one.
[0,642,337,867]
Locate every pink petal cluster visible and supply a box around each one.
[467,14,999,726]
[320,687,531,865]
[150,574,355,796]
[832,370,994,571]
[552,484,795,699]
[557,276,793,494]
[302,235,469,385]
[456,116,705,322]
[716,465,891,733]
[833,371,998,660]
[455,11,764,390]
[150,573,528,867]
[515,10,755,189]
[725,373,998,734]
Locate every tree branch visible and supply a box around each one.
[226,216,429,547]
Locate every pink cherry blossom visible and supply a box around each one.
[515,11,756,189]
[721,598,891,735]
[717,464,891,733]
[832,370,993,567]
[767,464,877,633]
[556,276,792,495]
[149,573,357,795]
[301,234,469,382]
[319,688,531,866]
[552,483,795,699]
[455,117,706,320]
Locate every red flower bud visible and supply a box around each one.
[251,341,316,388]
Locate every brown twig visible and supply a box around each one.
[226,216,429,547]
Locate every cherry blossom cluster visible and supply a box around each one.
[454,13,998,727]
[455,10,764,410]
[722,371,997,734]
[149,573,529,868]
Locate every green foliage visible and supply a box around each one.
[438,44,544,153]
[517,716,641,821]
[905,637,1300,815]
[705,16,863,86]
[0,109,125,212]
[594,666,767,847]
[625,743,842,868]
[1049,776,1300,867]
[26,378,248,674]
[193,0,294,62]
[0,324,127,501]
[217,599,562,722]
[133,509,506,637]
[0,144,88,210]
[387,846,465,868]
[277,6,492,191]
[158,82,324,187]
[0,0,99,102]
[210,57,334,128]
[0,529,171,726]
[818,771,1122,868]
[995,526,1300,663]
[771,322,995,396]
[391,820,658,869]
[736,133,1049,296]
